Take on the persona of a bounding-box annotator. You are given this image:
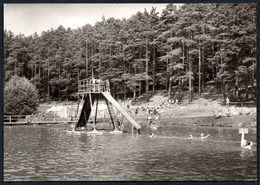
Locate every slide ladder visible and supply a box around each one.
[101,92,141,129]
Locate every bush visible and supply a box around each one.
[4,75,39,115]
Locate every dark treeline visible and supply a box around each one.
[4,3,256,103]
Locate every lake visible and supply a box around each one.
[4,124,257,181]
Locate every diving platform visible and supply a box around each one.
[72,78,141,133]
[78,78,110,94]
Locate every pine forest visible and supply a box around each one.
[4,3,257,107]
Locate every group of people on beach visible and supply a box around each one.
[146,106,163,120]
[160,98,179,108]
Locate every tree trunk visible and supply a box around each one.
[15,57,17,75]
[145,38,149,98]
[65,68,68,102]
[110,46,112,68]
[178,76,181,100]
[47,59,50,101]
[168,76,171,100]
[99,43,102,69]
[77,67,79,82]
[202,45,205,92]
[123,57,127,101]
[182,41,185,70]
[188,49,192,102]
[221,81,225,102]
[91,45,94,78]
[166,57,169,91]
[139,81,142,96]
[220,50,225,101]
[152,43,156,92]
[166,78,168,91]
[123,80,126,100]
[86,41,88,78]
[198,45,201,97]
[245,82,249,101]
[34,64,37,80]
[112,84,115,98]
[59,61,61,101]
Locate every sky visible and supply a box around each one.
[4,3,182,36]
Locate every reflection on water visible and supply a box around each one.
[4,124,257,181]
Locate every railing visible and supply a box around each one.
[4,113,70,125]
[4,115,27,123]
[78,78,110,94]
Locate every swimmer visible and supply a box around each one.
[243,141,253,150]
[150,122,157,137]
[200,133,210,139]
[189,135,193,140]
[151,125,157,130]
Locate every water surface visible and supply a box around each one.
[4,124,257,181]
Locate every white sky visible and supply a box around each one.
[4,3,181,36]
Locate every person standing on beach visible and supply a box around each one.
[226,97,230,106]
[147,107,152,123]
[135,107,139,118]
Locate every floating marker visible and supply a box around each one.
[239,128,249,147]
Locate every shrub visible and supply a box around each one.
[4,75,39,115]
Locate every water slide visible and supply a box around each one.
[101,92,141,129]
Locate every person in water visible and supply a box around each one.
[149,120,157,137]
[245,141,253,150]
[242,140,253,150]
[200,133,210,139]
[189,133,209,140]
